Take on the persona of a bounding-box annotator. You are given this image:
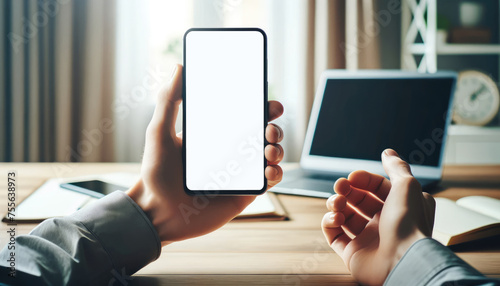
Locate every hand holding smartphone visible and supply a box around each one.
[183,28,268,195]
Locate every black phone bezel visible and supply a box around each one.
[182,27,268,196]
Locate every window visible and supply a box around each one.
[115,0,302,161]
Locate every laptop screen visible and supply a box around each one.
[309,78,454,166]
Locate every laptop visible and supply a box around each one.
[271,70,457,198]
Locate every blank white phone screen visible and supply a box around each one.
[185,30,265,191]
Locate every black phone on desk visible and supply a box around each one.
[183,28,268,196]
[60,180,128,198]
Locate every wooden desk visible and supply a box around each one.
[1,163,500,285]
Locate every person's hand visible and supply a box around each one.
[126,64,284,246]
[321,149,436,285]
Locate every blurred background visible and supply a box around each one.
[1,0,499,164]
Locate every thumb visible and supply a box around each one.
[150,64,183,139]
[381,149,414,182]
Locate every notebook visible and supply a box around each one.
[234,192,288,221]
[432,196,500,246]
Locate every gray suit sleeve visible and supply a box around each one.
[385,238,500,286]
[0,191,161,286]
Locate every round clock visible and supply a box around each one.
[453,70,500,126]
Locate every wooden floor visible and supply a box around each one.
[1,163,500,285]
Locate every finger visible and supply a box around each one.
[265,144,283,164]
[265,123,284,144]
[268,100,284,122]
[176,132,183,144]
[322,211,345,228]
[266,165,283,189]
[381,149,414,181]
[340,203,370,236]
[347,170,391,201]
[335,178,384,218]
[322,212,351,257]
[326,194,347,212]
[150,64,183,139]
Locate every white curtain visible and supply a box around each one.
[113,0,152,162]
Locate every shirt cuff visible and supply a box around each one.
[70,191,161,275]
[385,238,483,286]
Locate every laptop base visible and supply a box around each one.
[270,168,440,199]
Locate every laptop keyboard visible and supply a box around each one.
[273,169,438,198]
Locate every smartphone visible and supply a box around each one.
[183,28,268,195]
[60,180,128,198]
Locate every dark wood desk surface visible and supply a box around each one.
[1,163,500,285]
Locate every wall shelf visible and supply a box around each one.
[437,44,500,55]
[400,0,500,72]
[402,0,500,164]
[448,125,500,135]
[410,43,500,55]
[445,125,500,165]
